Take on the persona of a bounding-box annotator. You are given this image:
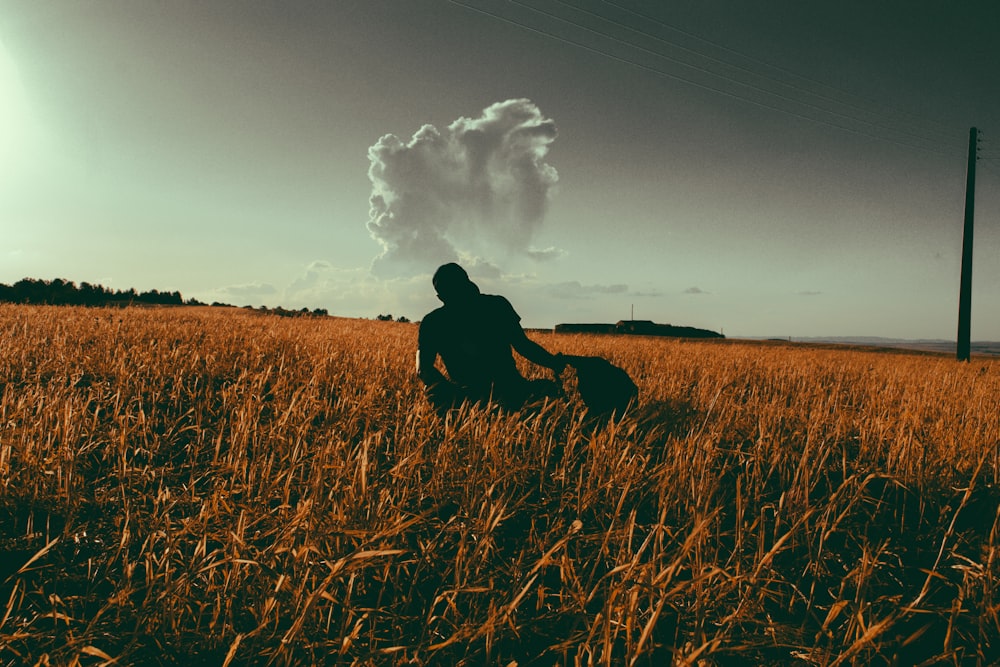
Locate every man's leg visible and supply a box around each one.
[495,378,562,410]
[425,381,484,415]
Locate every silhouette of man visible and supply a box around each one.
[417,263,565,412]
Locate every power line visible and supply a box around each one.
[556,0,962,149]
[531,0,960,152]
[450,0,965,158]
[978,131,1000,161]
[596,0,962,142]
[980,160,1000,179]
[979,163,1000,189]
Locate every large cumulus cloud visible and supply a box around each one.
[366,99,560,276]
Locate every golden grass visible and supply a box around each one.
[1,304,998,665]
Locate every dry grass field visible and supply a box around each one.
[1,304,998,666]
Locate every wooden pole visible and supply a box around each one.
[957,127,978,361]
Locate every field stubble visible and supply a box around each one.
[1,305,998,665]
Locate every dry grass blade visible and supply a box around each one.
[78,645,118,665]
[221,633,243,667]
[15,538,59,575]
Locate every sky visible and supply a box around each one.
[1,0,999,339]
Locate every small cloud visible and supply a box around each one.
[526,246,566,261]
[630,290,665,298]
[306,260,333,271]
[217,282,279,301]
[798,290,822,296]
[280,261,436,321]
[284,263,376,307]
[459,255,504,280]
[285,260,340,296]
[545,281,628,300]
[684,287,708,295]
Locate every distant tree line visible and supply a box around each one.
[243,304,329,318]
[0,278,185,307]
[0,277,335,318]
[376,313,410,323]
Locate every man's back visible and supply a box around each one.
[418,293,523,392]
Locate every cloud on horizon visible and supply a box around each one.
[629,289,665,297]
[200,259,643,324]
[213,281,279,304]
[280,262,431,316]
[366,99,560,277]
[545,281,628,300]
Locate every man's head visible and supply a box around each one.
[433,263,480,305]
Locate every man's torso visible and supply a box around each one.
[419,294,523,390]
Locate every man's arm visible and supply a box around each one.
[511,328,565,373]
[416,319,449,386]
[416,346,448,386]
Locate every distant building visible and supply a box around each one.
[552,323,617,334]
[615,320,658,335]
[554,320,723,339]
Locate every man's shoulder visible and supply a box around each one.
[422,305,447,320]
[480,293,507,303]
[420,306,448,329]
[479,293,519,321]
[479,293,514,309]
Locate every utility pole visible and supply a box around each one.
[957,127,979,361]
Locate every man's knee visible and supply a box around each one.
[425,381,470,413]
[495,378,562,410]
[522,378,562,406]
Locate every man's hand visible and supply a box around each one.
[550,352,567,375]
[416,347,448,386]
[512,330,566,376]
